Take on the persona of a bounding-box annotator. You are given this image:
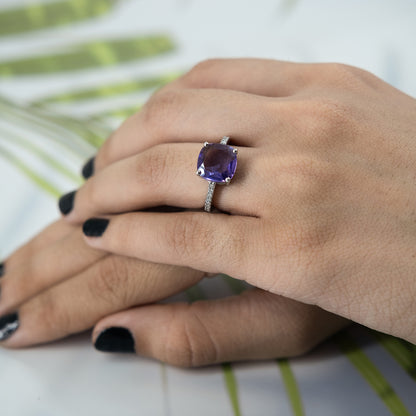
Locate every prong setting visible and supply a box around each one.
[197,136,237,211]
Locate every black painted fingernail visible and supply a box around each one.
[58,191,76,216]
[143,205,188,213]
[83,218,109,237]
[0,263,4,277]
[0,312,19,342]
[82,156,95,179]
[94,327,135,353]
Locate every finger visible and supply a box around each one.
[169,59,373,96]
[0,228,105,316]
[0,257,202,347]
[93,59,326,173]
[92,60,361,175]
[94,87,278,171]
[91,289,349,366]
[3,219,75,273]
[170,58,312,96]
[83,212,259,279]
[66,143,260,223]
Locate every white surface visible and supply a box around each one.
[0,0,415,414]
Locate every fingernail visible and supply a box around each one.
[83,218,109,237]
[143,205,188,213]
[0,263,4,277]
[0,312,19,342]
[94,327,135,353]
[58,191,76,216]
[82,156,95,179]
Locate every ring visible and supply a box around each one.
[196,136,238,212]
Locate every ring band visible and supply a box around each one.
[196,136,238,212]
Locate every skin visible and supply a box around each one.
[3,58,415,366]
[70,59,416,346]
[0,219,204,347]
[0,218,346,366]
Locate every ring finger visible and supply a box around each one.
[63,142,262,223]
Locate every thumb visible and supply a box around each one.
[92,289,349,367]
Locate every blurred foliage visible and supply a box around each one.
[0,35,175,76]
[0,0,117,37]
[0,2,414,416]
[334,331,410,416]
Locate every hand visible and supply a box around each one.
[61,59,416,345]
[0,219,347,366]
[0,219,203,348]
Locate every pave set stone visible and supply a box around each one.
[197,143,237,183]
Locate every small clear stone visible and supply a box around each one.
[197,143,237,183]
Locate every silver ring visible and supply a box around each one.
[196,136,238,212]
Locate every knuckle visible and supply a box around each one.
[326,62,357,76]
[89,256,129,306]
[40,293,73,337]
[284,97,354,149]
[222,222,247,269]
[135,145,172,188]
[162,303,218,367]
[270,156,339,261]
[182,59,223,87]
[325,62,361,82]
[323,62,378,91]
[305,97,352,144]
[164,215,201,260]
[277,222,332,276]
[141,89,186,135]
[164,215,237,270]
[277,154,339,204]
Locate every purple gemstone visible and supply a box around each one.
[197,143,237,183]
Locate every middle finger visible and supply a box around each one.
[94,87,278,169]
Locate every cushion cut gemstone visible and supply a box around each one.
[197,143,237,183]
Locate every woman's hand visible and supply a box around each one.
[60,59,416,344]
[0,219,347,366]
[0,219,203,347]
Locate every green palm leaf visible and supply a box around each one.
[34,73,181,104]
[0,143,62,197]
[0,0,117,37]
[0,125,81,184]
[334,331,411,416]
[277,359,304,416]
[89,105,141,120]
[0,97,99,156]
[185,284,243,416]
[30,104,110,148]
[372,331,416,382]
[0,35,175,76]
[222,363,242,416]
